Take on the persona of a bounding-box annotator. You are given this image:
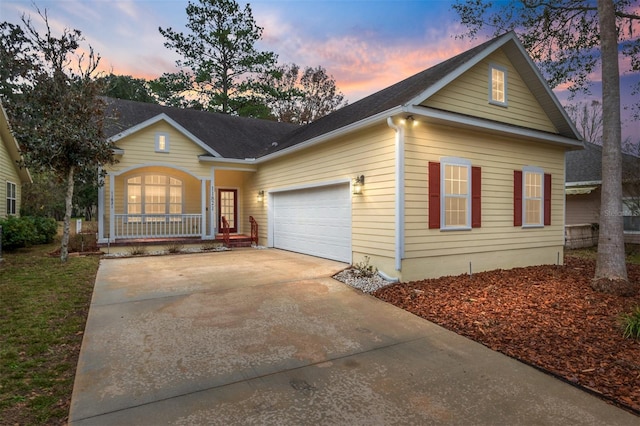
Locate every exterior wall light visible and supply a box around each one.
[353,175,365,195]
[257,190,264,202]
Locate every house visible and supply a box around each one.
[99,31,583,281]
[565,141,640,248]
[0,102,32,219]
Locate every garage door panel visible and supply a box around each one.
[273,184,351,263]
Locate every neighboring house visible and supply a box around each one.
[0,102,32,219]
[99,31,583,281]
[565,141,640,247]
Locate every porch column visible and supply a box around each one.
[109,174,115,242]
[210,168,216,236]
[97,168,105,242]
[201,179,207,239]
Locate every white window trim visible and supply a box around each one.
[440,157,472,231]
[488,64,508,107]
[522,166,544,228]
[6,181,17,215]
[155,132,170,153]
[125,173,184,221]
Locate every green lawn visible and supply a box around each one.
[0,242,99,425]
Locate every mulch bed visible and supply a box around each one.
[373,256,640,413]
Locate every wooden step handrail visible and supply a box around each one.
[249,216,259,246]
[221,216,230,248]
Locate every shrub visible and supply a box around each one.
[127,244,147,256]
[353,256,378,278]
[30,216,57,244]
[201,241,222,251]
[620,306,640,340]
[165,242,184,254]
[0,216,58,250]
[0,216,37,249]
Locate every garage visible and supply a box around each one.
[272,183,352,263]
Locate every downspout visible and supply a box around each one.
[387,117,405,271]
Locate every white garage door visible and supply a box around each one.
[273,184,351,263]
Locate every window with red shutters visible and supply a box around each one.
[429,161,481,230]
[514,168,550,227]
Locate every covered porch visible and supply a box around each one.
[98,164,258,245]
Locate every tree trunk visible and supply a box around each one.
[60,166,75,262]
[593,0,631,294]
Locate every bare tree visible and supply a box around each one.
[565,100,603,144]
[260,63,347,124]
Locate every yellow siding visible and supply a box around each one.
[0,133,22,218]
[246,124,397,262]
[402,120,566,279]
[401,246,564,281]
[105,121,213,177]
[423,49,558,133]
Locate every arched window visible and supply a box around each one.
[126,175,183,221]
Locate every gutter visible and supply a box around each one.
[387,116,405,272]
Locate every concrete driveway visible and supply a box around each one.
[69,249,637,425]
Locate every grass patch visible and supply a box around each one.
[0,242,99,425]
[567,245,640,265]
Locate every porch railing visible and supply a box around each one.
[221,216,230,247]
[114,214,202,239]
[249,216,259,246]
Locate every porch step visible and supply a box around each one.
[215,234,254,248]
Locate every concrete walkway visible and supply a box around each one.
[69,249,637,425]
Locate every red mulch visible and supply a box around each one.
[373,256,640,413]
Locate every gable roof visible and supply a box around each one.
[103,98,299,159]
[106,32,581,161]
[266,31,582,157]
[0,102,32,184]
[566,141,639,184]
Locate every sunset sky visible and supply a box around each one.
[1,0,638,142]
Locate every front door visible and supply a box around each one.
[218,189,238,233]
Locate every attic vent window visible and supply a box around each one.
[489,64,507,106]
[155,132,170,153]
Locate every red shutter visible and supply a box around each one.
[514,170,522,226]
[544,173,552,226]
[428,162,440,229]
[472,166,481,228]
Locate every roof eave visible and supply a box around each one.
[0,103,32,184]
[566,180,602,187]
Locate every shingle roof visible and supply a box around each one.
[267,35,502,154]
[103,98,299,159]
[566,141,639,183]
[104,32,580,160]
